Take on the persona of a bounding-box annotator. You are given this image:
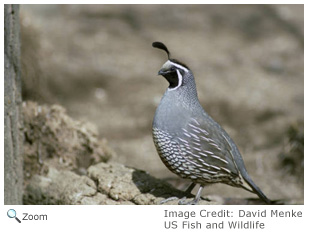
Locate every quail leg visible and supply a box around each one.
[160,182,196,204]
[179,185,204,205]
[184,182,196,194]
[177,182,196,204]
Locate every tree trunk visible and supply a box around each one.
[4,4,23,205]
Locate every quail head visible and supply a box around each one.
[152,41,271,205]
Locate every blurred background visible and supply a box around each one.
[20,4,303,203]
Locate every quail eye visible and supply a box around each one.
[170,67,175,71]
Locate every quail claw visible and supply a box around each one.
[159,196,179,204]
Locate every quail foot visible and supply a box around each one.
[152,42,271,205]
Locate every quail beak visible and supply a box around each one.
[158,68,168,76]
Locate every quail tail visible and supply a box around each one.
[242,173,271,204]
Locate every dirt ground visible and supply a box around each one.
[20,4,303,203]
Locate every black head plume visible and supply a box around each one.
[152,41,171,59]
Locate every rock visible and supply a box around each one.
[24,167,97,205]
[24,162,222,205]
[22,101,115,184]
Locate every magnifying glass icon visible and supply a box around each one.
[7,209,21,223]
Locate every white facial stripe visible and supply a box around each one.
[169,61,189,73]
[168,69,182,91]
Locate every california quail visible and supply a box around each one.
[152,41,271,205]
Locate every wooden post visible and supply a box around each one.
[4,4,23,204]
